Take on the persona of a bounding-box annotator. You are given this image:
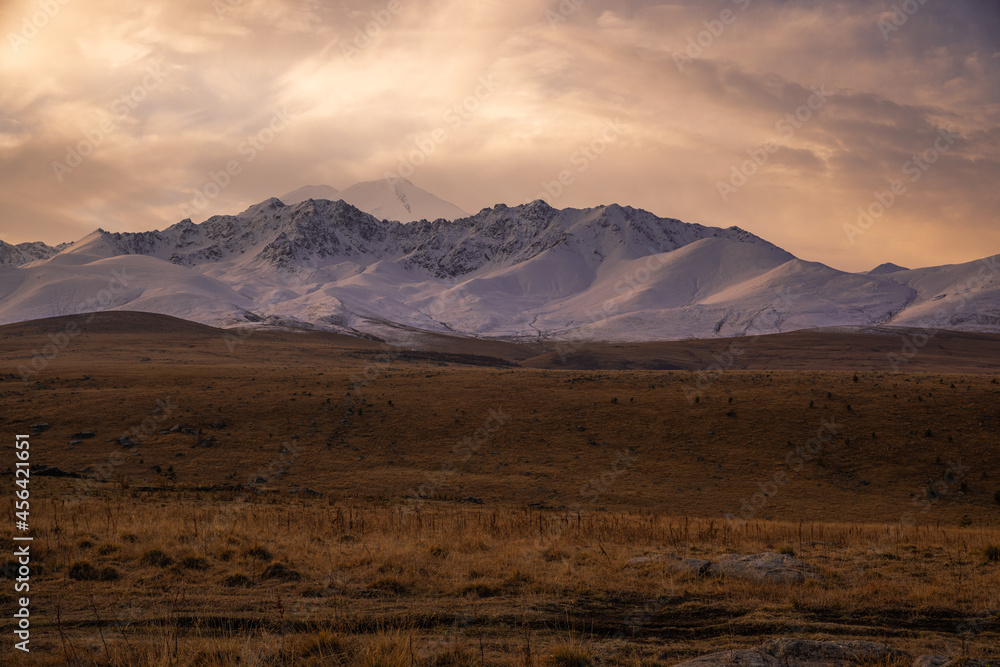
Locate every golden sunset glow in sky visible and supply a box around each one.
[1,0,998,271]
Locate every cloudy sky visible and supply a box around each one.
[1,0,997,271]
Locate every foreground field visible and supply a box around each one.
[2,488,999,665]
[1,312,999,664]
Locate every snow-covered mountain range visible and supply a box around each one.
[1,189,997,343]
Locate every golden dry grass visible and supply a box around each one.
[2,312,1000,665]
[2,488,999,665]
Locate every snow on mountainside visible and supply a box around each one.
[0,196,997,341]
[0,240,67,266]
[0,254,256,326]
[280,178,468,223]
[873,257,1000,330]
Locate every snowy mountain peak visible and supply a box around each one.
[278,179,468,223]
[242,198,287,216]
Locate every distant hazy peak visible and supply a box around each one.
[278,179,468,223]
[868,262,910,274]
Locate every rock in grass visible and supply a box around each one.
[675,558,712,576]
[706,552,821,584]
[627,552,819,583]
[672,637,910,666]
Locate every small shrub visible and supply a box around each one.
[427,646,477,666]
[122,533,139,543]
[262,562,301,581]
[242,545,272,561]
[542,547,569,562]
[300,587,327,598]
[981,543,1000,562]
[98,566,120,581]
[460,583,501,598]
[222,572,253,587]
[68,561,100,581]
[502,569,532,592]
[96,544,118,556]
[139,549,173,568]
[778,544,796,557]
[78,539,94,549]
[959,515,973,528]
[357,632,410,667]
[296,631,351,659]
[177,556,210,570]
[994,489,1000,506]
[427,545,449,559]
[371,577,411,595]
[543,642,594,666]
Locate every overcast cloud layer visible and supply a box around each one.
[1,0,997,271]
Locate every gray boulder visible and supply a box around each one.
[627,552,819,583]
[675,558,712,576]
[706,553,820,584]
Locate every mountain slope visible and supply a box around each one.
[0,253,256,326]
[0,239,67,267]
[880,256,1000,330]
